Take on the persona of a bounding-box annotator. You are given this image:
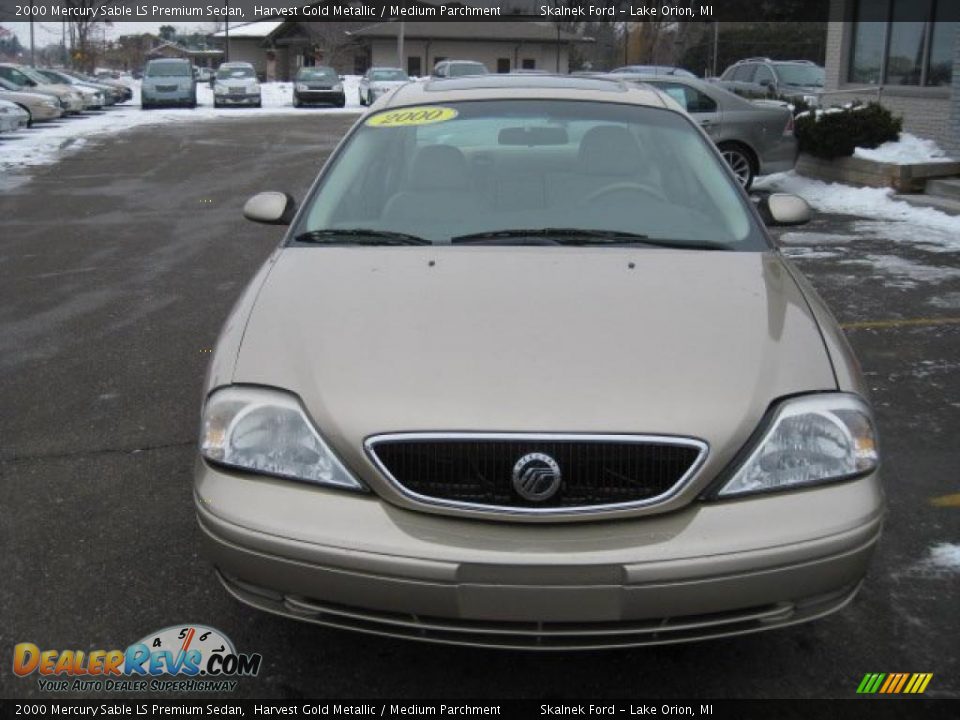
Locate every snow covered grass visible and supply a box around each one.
[755,171,960,242]
[0,76,363,173]
[853,133,954,164]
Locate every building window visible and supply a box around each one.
[522,58,536,69]
[497,58,510,73]
[848,0,957,86]
[407,56,421,77]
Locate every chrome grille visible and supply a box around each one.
[365,433,707,514]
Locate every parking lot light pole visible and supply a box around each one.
[29,1,35,67]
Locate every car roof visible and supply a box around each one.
[383,74,671,109]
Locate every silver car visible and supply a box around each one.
[141,58,197,109]
[32,68,111,107]
[0,98,29,132]
[196,75,882,650]
[213,62,262,108]
[0,80,63,125]
[0,63,85,114]
[359,67,410,106]
[612,74,798,189]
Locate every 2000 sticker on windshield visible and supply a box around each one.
[366,106,459,128]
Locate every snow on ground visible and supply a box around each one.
[755,171,960,241]
[838,254,960,289]
[0,76,363,173]
[853,133,954,164]
[916,543,960,574]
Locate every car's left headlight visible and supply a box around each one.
[249,82,260,93]
[717,393,878,497]
[200,385,365,491]
[333,83,343,92]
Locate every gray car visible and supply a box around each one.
[141,58,197,109]
[612,73,798,189]
[716,58,824,107]
[196,75,881,650]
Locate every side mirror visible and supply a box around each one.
[243,192,297,225]
[760,193,811,226]
[758,77,771,87]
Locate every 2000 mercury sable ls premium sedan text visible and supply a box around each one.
[195,75,883,649]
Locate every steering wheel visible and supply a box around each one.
[583,182,667,204]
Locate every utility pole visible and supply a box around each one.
[712,22,719,77]
[29,0,35,66]
[224,0,230,63]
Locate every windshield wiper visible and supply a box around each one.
[451,228,729,250]
[293,229,432,246]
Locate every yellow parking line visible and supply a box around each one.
[930,493,960,508]
[840,317,960,331]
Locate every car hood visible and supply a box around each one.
[231,248,836,501]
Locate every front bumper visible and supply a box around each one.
[142,92,194,107]
[295,90,345,105]
[215,93,261,106]
[196,462,884,649]
[32,104,63,121]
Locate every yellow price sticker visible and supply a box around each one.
[366,106,459,128]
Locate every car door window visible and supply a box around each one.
[733,64,756,82]
[755,65,775,87]
[652,82,717,114]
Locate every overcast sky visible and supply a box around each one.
[5,21,213,49]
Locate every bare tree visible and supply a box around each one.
[64,0,111,71]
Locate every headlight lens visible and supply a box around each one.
[718,394,878,497]
[200,386,364,491]
[333,83,343,92]
[249,82,260,93]
[295,83,308,91]
[215,85,227,95]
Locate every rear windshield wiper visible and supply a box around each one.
[293,229,432,246]
[451,228,729,250]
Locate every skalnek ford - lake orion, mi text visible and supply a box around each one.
[540,4,713,17]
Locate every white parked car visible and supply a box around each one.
[0,97,30,132]
[358,67,409,106]
[213,62,261,108]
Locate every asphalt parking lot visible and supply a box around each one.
[1,114,958,700]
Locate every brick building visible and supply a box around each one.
[824,0,959,155]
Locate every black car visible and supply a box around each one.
[293,66,344,108]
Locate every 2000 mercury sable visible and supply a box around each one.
[196,75,883,649]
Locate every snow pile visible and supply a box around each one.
[920,543,960,573]
[755,171,960,236]
[854,133,954,164]
[0,78,364,173]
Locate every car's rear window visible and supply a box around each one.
[296,100,766,250]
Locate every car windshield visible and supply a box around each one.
[774,63,825,87]
[298,68,337,81]
[146,63,191,78]
[448,63,487,77]
[371,69,408,82]
[21,68,55,85]
[295,99,765,250]
[217,66,255,80]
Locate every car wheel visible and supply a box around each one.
[293,96,301,108]
[17,104,33,128]
[719,143,756,190]
[335,99,345,108]
[256,101,262,108]
[359,92,366,106]
[141,102,150,110]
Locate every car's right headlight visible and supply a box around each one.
[295,83,308,91]
[716,393,878,498]
[333,83,343,92]
[215,85,227,95]
[200,386,365,491]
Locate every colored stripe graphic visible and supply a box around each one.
[857,673,932,694]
